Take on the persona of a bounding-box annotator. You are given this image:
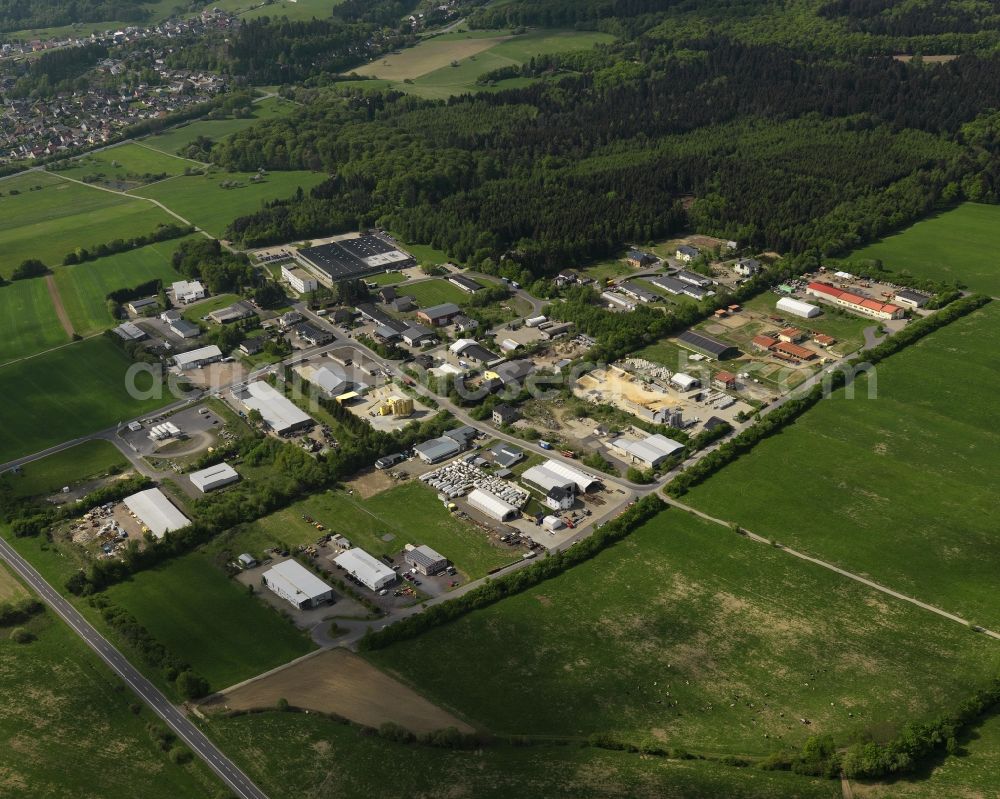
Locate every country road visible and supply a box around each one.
[0,536,270,799]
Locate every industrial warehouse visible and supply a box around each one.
[123,487,190,539]
[189,463,240,493]
[263,559,334,609]
[611,434,686,469]
[296,234,415,282]
[233,381,314,435]
[806,281,905,320]
[333,548,397,592]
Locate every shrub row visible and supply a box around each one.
[359,494,665,651]
[62,223,194,266]
[0,598,44,627]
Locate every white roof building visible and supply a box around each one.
[612,434,685,469]
[776,297,821,319]
[467,488,519,522]
[173,345,223,370]
[333,549,396,592]
[237,381,314,435]
[262,559,333,609]
[670,372,700,391]
[123,488,190,539]
[539,459,603,493]
[522,464,576,495]
[171,279,205,304]
[189,463,240,493]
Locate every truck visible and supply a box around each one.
[538,440,553,450]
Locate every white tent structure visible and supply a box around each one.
[776,297,821,319]
[467,488,519,522]
[123,488,190,539]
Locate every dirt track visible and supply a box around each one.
[203,649,474,734]
[45,274,74,338]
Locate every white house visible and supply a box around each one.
[171,280,205,304]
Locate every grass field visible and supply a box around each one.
[104,553,315,691]
[55,236,194,335]
[739,292,872,353]
[851,203,1000,296]
[0,606,221,798]
[182,293,241,324]
[213,0,341,21]
[685,302,1000,629]
[140,97,299,157]
[403,278,469,308]
[208,711,841,799]
[0,336,174,463]
[349,29,616,99]
[0,172,175,278]
[366,510,999,755]
[212,482,515,579]
[0,277,67,365]
[133,169,327,238]
[0,440,127,498]
[52,143,196,186]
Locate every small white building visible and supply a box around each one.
[263,559,333,609]
[173,345,223,370]
[333,549,396,592]
[776,297,821,319]
[189,462,240,493]
[468,488,520,522]
[543,515,565,531]
[123,488,190,539]
[281,264,318,294]
[171,279,205,304]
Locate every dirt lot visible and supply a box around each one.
[203,649,475,734]
[344,469,396,499]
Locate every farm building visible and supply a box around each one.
[449,275,483,293]
[776,297,821,319]
[414,436,462,464]
[169,319,201,339]
[611,434,685,469]
[894,288,930,308]
[713,371,738,390]
[670,372,701,391]
[404,545,449,576]
[676,269,712,287]
[172,345,223,370]
[236,381,314,435]
[676,330,738,359]
[813,333,836,347]
[171,280,205,304]
[806,282,904,320]
[113,322,146,341]
[333,548,397,592]
[123,488,190,539]
[189,463,240,493]
[418,303,463,326]
[773,341,817,361]
[751,335,778,352]
[281,265,318,294]
[779,327,804,343]
[263,559,333,609]
[468,488,520,522]
[127,297,158,315]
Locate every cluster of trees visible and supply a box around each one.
[4,43,108,98]
[171,237,256,295]
[360,494,664,650]
[0,598,44,627]
[62,223,193,266]
[10,258,49,280]
[819,0,1000,36]
[0,2,147,33]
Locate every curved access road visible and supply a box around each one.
[0,536,269,799]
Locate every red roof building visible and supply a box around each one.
[806,282,903,320]
[752,334,778,351]
[774,341,817,361]
[713,370,737,389]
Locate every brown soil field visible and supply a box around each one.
[45,274,74,338]
[344,469,395,498]
[203,649,475,734]
[352,36,509,80]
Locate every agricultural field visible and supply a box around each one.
[0,336,175,464]
[0,599,221,798]
[403,278,469,308]
[366,510,1000,755]
[348,29,616,99]
[104,553,315,692]
[51,143,196,187]
[851,203,1000,296]
[685,302,1000,629]
[133,169,327,238]
[0,440,128,499]
[208,711,841,799]
[211,481,515,579]
[0,172,175,278]
[0,277,67,365]
[54,236,196,336]
[215,0,341,21]
[140,97,299,157]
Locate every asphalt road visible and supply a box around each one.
[0,536,270,799]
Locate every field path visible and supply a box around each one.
[664,497,1000,642]
[44,273,74,338]
[841,776,854,799]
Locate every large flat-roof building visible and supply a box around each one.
[612,434,685,469]
[172,345,223,370]
[235,381,314,435]
[281,264,318,294]
[806,282,904,320]
[333,548,396,592]
[676,329,739,360]
[123,487,190,539]
[189,463,240,493]
[894,288,930,308]
[414,436,462,464]
[297,234,414,282]
[263,559,333,609]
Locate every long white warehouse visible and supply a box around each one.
[236,381,314,435]
[123,487,190,539]
[262,559,333,609]
[333,548,396,592]
[612,434,685,469]
[467,488,519,522]
[776,297,821,319]
[538,459,602,493]
[189,462,240,493]
[173,345,222,371]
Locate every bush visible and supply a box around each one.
[175,669,211,700]
[9,627,35,644]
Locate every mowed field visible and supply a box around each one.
[0,440,127,499]
[0,172,175,278]
[54,235,195,335]
[0,607,221,798]
[0,277,67,365]
[0,336,174,463]
[104,553,315,691]
[852,202,1000,296]
[366,510,1000,755]
[209,711,840,799]
[685,302,1000,629]
[52,143,196,186]
[349,29,616,99]
[133,169,327,238]
[209,0,342,21]
[212,482,515,579]
[403,277,469,308]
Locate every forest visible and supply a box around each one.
[0,0,151,33]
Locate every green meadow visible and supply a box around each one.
[402,278,469,308]
[53,143,195,186]
[0,440,128,499]
[0,277,67,365]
